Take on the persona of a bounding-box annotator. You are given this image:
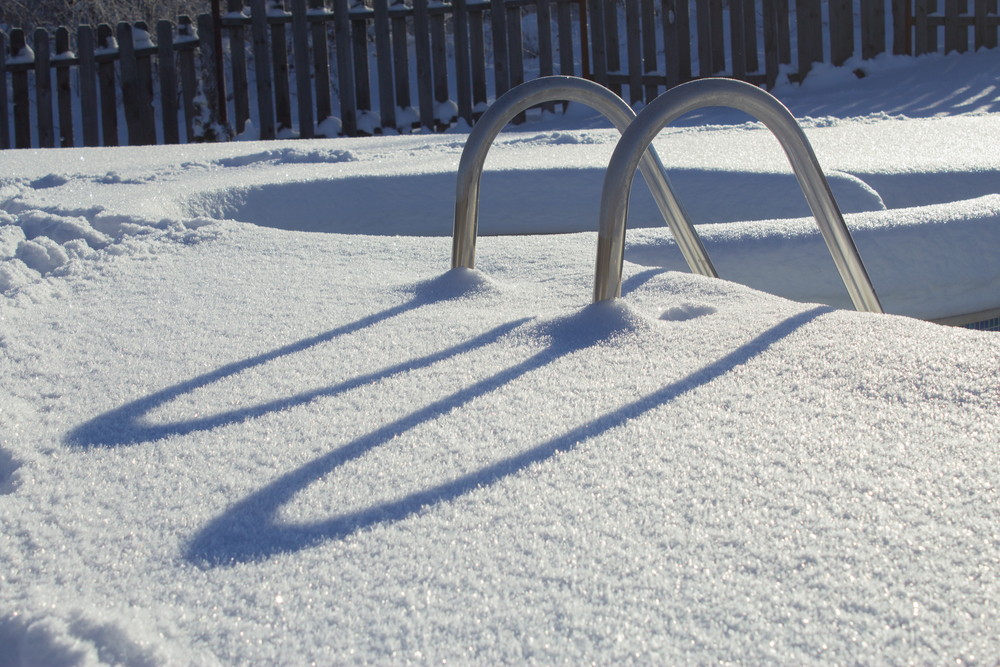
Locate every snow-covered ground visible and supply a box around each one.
[2,49,1000,665]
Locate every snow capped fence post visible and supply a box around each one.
[225,0,251,135]
[270,1,295,134]
[197,13,233,141]
[309,0,334,130]
[249,0,277,139]
[158,20,181,145]
[333,0,358,135]
[291,0,316,138]
[55,27,74,148]
[96,24,119,147]
[177,17,200,142]
[9,29,30,149]
[77,25,101,147]
[34,28,55,148]
[133,22,159,144]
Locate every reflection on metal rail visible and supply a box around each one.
[452,76,717,279]
[594,78,883,314]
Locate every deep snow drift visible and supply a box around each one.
[1,48,1000,665]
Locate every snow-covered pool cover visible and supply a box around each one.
[3,51,1000,665]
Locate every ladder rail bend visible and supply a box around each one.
[593,78,883,314]
[452,76,717,279]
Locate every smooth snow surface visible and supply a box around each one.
[2,49,1000,665]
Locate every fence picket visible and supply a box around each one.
[432,7,452,124]
[829,0,854,66]
[861,0,886,58]
[178,17,199,142]
[271,4,293,133]
[310,0,333,126]
[251,0,276,139]
[227,0,251,134]
[0,30,8,150]
[412,0,434,130]
[55,27,74,147]
[744,0,759,71]
[536,0,556,112]
[625,0,642,104]
[96,24,119,146]
[730,0,746,78]
[351,2,373,124]
[454,0,474,123]
[557,0,574,76]
[34,28,55,148]
[134,22,158,144]
[372,0,396,131]
[468,5,488,110]
[291,0,315,138]
[158,21,180,145]
[506,3,526,122]
[640,0,658,101]
[77,26,100,146]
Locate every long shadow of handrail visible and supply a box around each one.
[185,305,830,566]
[65,269,507,448]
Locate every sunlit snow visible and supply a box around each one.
[2,49,1000,665]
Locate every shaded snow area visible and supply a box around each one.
[2,49,1000,665]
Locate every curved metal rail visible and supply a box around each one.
[452,76,717,278]
[593,78,883,313]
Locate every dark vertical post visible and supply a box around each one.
[469,5,488,110]
[158,20,180,144]
[96,24,119,146]
[0,30,9,150]
[454,0,474,123]
[558,0,575,77]
[829,0,854,65]
[199,12,228,140]
[310,0,333,125]
[228,0,250,134]
[271,2,294,132]
[55,27,75,147]
[212,0,229,125]
[490,0,510,96]
[744,0,758,72]
[334,0,357,134]
[762,0,779,88]
[625,0,642,104]
[730,0,746,79]
[118,22,143,145]
[251,0,276,139]
[695,0,712,76]
[777,0,791,63]
[861,0,887,58]
[292,0,315,137]
[640,0,658,100]
[795,0,822,80]
[893,0,911,54]
[134,21,158,145]
[710,0,725,72]
[661,0,681,88]
[391,0,413,118]
[34,28,55,148]
[604,0,622,94]
[372,0,396,131]
[506,3,525,115]
[536,0,555,113]
[412,0,434,129]
[432,6,452,121]
[78,25,100,146]
[350,0,372,120]
[178,17,199,142]
[587,0,608,85]
[11,29,31,148]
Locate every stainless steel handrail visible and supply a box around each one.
[593,78,884,313]
[452,76,717,278]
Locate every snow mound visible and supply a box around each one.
[406,267,505,302]
[215,147,356,168]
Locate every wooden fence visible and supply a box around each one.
[1,0,999,150]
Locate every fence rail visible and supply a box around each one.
[1,0,998,150]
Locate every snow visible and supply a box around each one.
[2,49,1000,665]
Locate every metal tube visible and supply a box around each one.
[594,78,883,313]
[452,76,717,278]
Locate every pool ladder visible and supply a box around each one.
[452,76,883,314]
